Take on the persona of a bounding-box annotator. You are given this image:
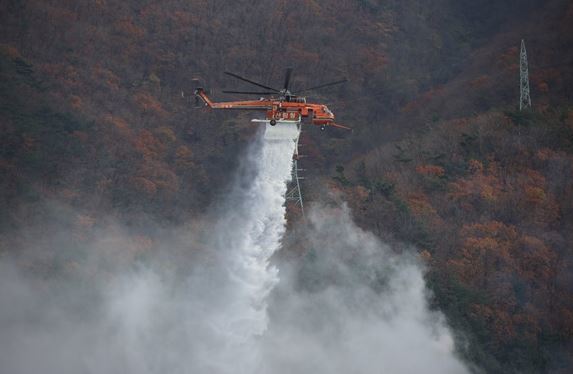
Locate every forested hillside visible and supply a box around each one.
[322,2,573,372]
[1,0,572,372]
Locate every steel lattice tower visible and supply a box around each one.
[286,158,304,216]
[520,39,532,111]
[285,127,305,217]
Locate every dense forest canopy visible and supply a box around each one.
[1,0,572,372]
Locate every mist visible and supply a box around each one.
[262,204,470,373]
[0,125,469,374]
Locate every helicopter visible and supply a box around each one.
[192,68,350,130]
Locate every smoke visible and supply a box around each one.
[0,124,469,373]
[261,204,469,373]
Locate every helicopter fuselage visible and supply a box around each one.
[195,88,347,129]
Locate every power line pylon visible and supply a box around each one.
[286,126,305,218]
[286,157,304,216]
[520,39,532,111]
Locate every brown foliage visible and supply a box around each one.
[468,75,490,89]
[134,93,167,117]
[407,193,438,217]
[132,176,157,195]
[175,145,195,170]
[449,221,518,288]
[115,18,145,39]
[415,164,445,177]
[133,130,165,159]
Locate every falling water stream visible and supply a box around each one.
[202,122,301,373]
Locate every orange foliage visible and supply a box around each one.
[525,186,546,204]
[172,10,199,28]
[471,304,516,342]
[400,100,420,113]
[133,130,165,159]
[449,221,518,287]
[513,169,560,227]
[531,68,561,89]
[360,47,389,73]
[419,249,432,263]
[39,63,81,87]
[69,95,82,109]
[285,46,321,64]
[518,236,555,282]
[462,221,518,240]
[448,167,502,204]
[468,75,490,89]
[155,127,177,144]
[0,43,21,59]
[535,148,557,161]
[175,145,194,169]
[136,161,179,194]
[520,168,545,188]
[22,135,36,151]
[104,115,131,136]
[132,176,157,195]
[497,47,519,71]
[537,81,549,93]
[530,197,560,228]
[415,164,445,177]
[468,159,484,174]
[407,193,437,217]
[92,67,120,91]
[115,18,145,39]
[400,86,445,113]
[134,92,167,117]
[353,186,370,203]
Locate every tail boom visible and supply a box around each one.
[194,89,271,110]
[194,88,214,108]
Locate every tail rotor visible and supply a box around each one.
[182,78,209,108]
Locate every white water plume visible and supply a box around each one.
[191,122,301,372]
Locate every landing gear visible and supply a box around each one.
[270,119,277,126]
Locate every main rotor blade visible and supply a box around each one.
[283,67,293,90]
[293,78,348,94]
[222,90,276,95]
[224,71,279,92]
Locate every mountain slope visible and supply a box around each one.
[329,2,573,372]
[1,1,572,372]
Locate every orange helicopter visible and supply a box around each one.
[192,68,350,130]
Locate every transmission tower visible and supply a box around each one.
[285,127,305,217]
[519,39,532,111]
